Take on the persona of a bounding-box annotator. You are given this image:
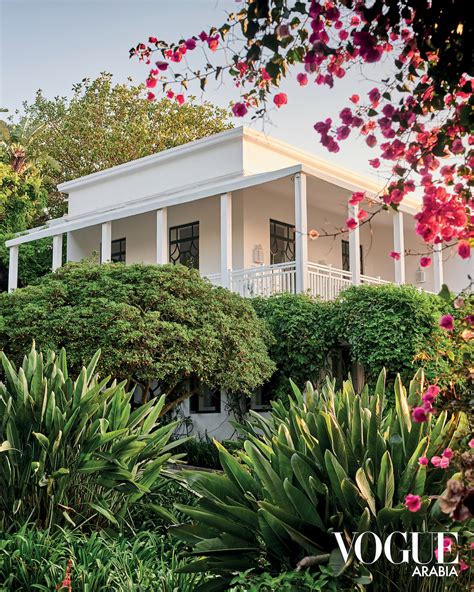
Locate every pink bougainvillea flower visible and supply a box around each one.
[420,256,432,268]
[166,90,174,99]
[185,38,196,50]
[146,77,157,89]
[358,209,369,220]
[232,102,248,117]
[442,448,453,459]
[297,73,308,86]
[368,87,381,105]
[366,134,377,147]
[458,241,471,259]
[369,158,380,168]
[470,542,474,550]
[435,537,453,559]
[346,217,358,230]
[349,191,365,205]
[146,92,155,101]
[439,456,450,469]
[431,456,442,467]
[207,36,219,51]
[418,456,428,466]
[459,559,469,571]
[349,94,360,104]
[469,439,474,448]
[273,93,288,108]
[176,94,185,105]
[404,494,422,513]
[155,61,168,71]
[412,407,428,422]
[390,251,401,260]
[439,314,455,331]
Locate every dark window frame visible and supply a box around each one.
[100,237,126,263]
[111,237,126,263]
[189,385,221,414]
[270,219,295,265]
[169,221,200,269]
[341,239,364,275]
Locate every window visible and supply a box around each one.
[111,238,126,263]
[189,384,221,414]
[100,237,126,263]
[341,240,364,275]
[270,219,295,265]
[169,222,199,269]
[250,385,273,411]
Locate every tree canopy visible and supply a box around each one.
[17,73,231,215]
[0,261,274,413]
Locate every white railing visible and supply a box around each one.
[206,272,221,286]
[231,261,297,298]
[361,273,391,286]
[206,262,391,299]
[307,262,353,300]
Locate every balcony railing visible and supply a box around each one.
[207,261,390,300]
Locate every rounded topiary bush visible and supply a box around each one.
[0,261,274,410]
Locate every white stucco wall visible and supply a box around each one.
[65,134,244,218]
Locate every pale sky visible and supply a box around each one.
[0,0,393,180]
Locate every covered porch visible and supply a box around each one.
[5,164,443,298]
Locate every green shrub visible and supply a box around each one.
[252,293,336,401]
[0,527,206,591]
[0,344,183,530]
[170,370,467,591]
[228,566,340,592]
[333,284,463,392]
[0,261,274,411]
[253,287,463,400]
[175,434,222,469]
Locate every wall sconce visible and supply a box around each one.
[415,268,426,284]
[253,244,264,264]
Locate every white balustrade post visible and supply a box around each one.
[8,245,19,292]
[433,243,444,293]
[156,208,168,264]
[392,210,405,285]
[101,221,112,263]
[220,193,233,289]
[52,234,63,271]
[348,203,361,285]
[294,172,308,293]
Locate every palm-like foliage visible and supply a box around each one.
[0,116,59,176]
[171,370,467,591]
[0,344,185,530]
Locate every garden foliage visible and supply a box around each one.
[171,370,467,591]
[254,286,466,398]
[0,261,274,410]
[0,344,183,530]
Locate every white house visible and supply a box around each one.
[5,126,470,439]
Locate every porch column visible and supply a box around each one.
[8,245,19,292]
[392,211,405,285]
[156,208,168,264]
[433,243,444,293]
[101,221,112,263]
[348,203,361,285]
[52,234,63,271]
[220,193,232,289]
[294,172,308,293]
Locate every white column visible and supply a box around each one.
[101,221,112,263]
[433,243,444,293]
[392,211,405,285]
[8,245,19,292]
[220,193,232,288]
[156,208,168,264]
[348,203,361,285]
[294,173,308,293]
[52,234,63,271]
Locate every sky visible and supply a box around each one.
[0,0,393,180]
